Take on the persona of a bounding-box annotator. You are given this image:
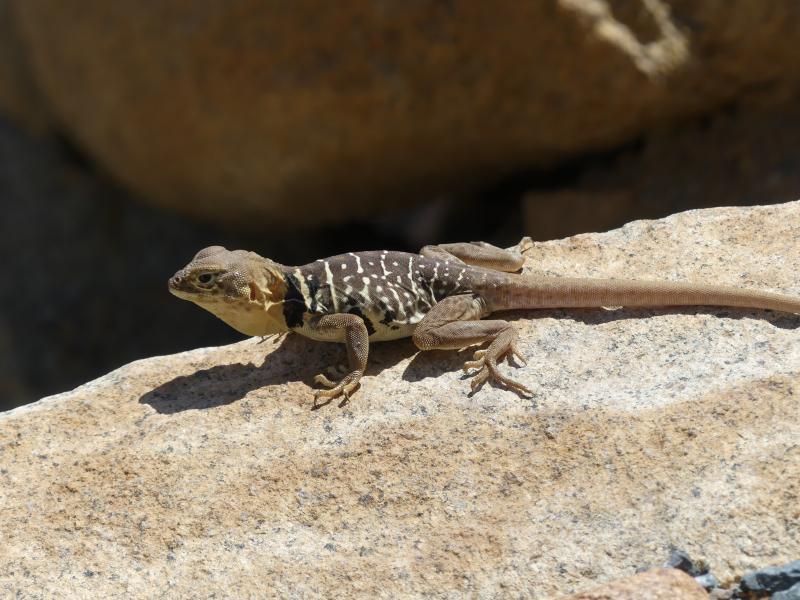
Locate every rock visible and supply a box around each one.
[666,549,705,577]
[694,573,719,591]
[660,548,719,590]
[557,568,708,599]
[740,560,800,596]
[0,2,49,131]
[1,202,800,597]
[773,582,800,600]
[521,102,800,241]
[9,2,800,227]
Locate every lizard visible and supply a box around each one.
[168,239,800,404]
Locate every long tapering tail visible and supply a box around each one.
[489,275,800,314]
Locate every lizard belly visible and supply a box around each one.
[295,307,424,342]
[364,303,426,341]
[368,321,417,342]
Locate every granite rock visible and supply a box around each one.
[8,2,800,227]
[1,202,799,597]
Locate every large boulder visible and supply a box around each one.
[8,1,800,227]
[1,202,798,597]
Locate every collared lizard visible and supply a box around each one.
[169,239,800,404]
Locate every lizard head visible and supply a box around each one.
[169,246,289,335]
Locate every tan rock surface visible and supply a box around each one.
[1,202,799,598]
[557,568,708,600]
[8,2,800,226]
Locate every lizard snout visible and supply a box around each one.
[168,272,186,290]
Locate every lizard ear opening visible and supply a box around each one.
[248,282,261,302]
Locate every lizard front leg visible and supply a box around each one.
[412,294,531,396]
[306,314,369,405]
[420,238,532,272]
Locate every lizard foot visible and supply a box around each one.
[462,330,531,396]
[313,369,363,404]
[257,332,289,344]
[515,236,534,255]
[313,364,350,388]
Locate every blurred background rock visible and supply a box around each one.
[3,0,800,410]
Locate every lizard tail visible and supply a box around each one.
[490,274,800,314]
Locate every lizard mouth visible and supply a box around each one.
[168,280,191,300]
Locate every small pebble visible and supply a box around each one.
[665,548,705,577]
[694,573,719,591]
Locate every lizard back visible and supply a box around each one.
[281,250,480,341]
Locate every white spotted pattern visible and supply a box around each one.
[323,260,340,311]
[407,257,418,297]
[350,253,364,274]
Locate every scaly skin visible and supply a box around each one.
[169,238,800,405]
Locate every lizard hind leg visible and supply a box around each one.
[420,240,526,272]
[412,294,533,396]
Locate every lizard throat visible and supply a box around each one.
[193,295,288,337]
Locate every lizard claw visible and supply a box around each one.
[509,343,527,366]
[469,367,490,392]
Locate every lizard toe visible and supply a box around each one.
[314,373,338,388]
[462,357,486,373]
[467,355,532,397]
[510,344,527,366]
[469,367,490,392]
[312,370,364,403]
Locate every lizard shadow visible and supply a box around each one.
[401,305,800,386]
[141,307,799,413]
[139,333,416,414]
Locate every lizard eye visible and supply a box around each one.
[197,272,216,285]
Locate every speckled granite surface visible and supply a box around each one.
[1,202,799,598]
